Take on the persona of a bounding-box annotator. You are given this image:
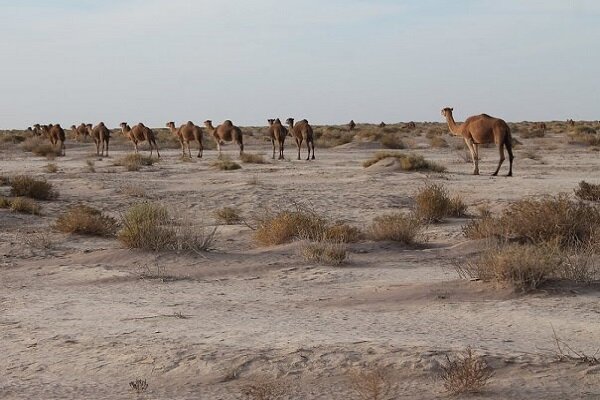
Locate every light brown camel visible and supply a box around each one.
[90,122,110,157]
[70,123,90,141]
[567,119,575,127]
[119,122,160,158]
[268,118,288,160]
[41,124,66,156]
[379,122,386,128]
[32,124,43,137]
[441,107,513,176]
[348,120,356,131]
[286,118,315,161]
[203,120,244,157]
[537,122,547,133]
[405,121,416,130]
[166,121,204,158]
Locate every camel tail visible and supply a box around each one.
[504,128,514,158]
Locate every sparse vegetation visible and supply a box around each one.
[240,375,290,400]
[240,152,267,164]
[380,133,405,149]
[348,366,394,400]
[45,163,58,173]
[429,136,448,148]
[519,129,545,139]
[440,347,493,395]
[9,175,57,200]
[21,137,59,157]
[114,153,155,171]
[362,151,446,172]
[214,206,242,224]
[119,184,147,198]
[129,378,148,394]
[54,205,118,236]
[212,156,242,171]
[85,159,95,173]
[574,181,600,202]
[367,213,424,245]
[414,183,467,222]
[1,197,42,215]
[323,222,363,243]
[254,207,329,246]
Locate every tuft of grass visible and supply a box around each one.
[520,129,545,139]
[574,181,600,202]
[348,366,394,400]
[367,213,424,245]
[8,197,41,215]
[429,136,448,148]
[54,205,118,236]
[212,156,242,171]
[0,196,11,208]
[440,347,493,395]
[129,378,148,394]
[214,206,242,225]
[323,222,363,243]
[254,208,329,246]
[114,154,155,171]
[240,152,267,164]
[574,125,597,135]
[380,133,405,149]
[363,151,446,172]
[299,238,347,266]
[9,175,57,200]
[414,183,467,222]
[568,130,600,146]
[120,184,147,198]
[240,375,291,400]
[21,137,60,157]
[44,163,58,173]
[85,159,95,173]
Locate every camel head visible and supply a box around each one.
[286,118,295,127]
[70,125,77,130]
[33,124,40,129]
[166,121,175,129]
[274,118,282,125]
[204,120,214,129]
[267,119,275,126]
[441,107,454,118]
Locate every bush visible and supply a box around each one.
[440,347,493,395]
[211,156,241,171]
[574,125,597,135]
[45,163,58,173]
[520,129,545,139]
[362,152,446,172]
[574,181,600,202]
[254,208,328,246]
[367,213,424,245]
[323,223,363,243]
[299,239,347,266]
[114,154,155,171]
[569,132,600,147]
[348,366,394,400]
[429,136,448,148]
[240,153,267,164]
[214,206,242,224]
[9,175,57,200]
[380,134,405,149]
[21,137,59,157]
[414,183,467,222]
[54,205,118,236]
[8,197,41,215]
[462,195,600,249]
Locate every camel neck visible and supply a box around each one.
[445,114,461,135]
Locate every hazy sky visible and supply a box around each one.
[1,0,599,128]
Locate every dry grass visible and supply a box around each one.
[315,128,354,148]
[54,205,118,237]
[519,129,545,139]
[1,197,42,215]
[440,347,493,395]
[9,175,57,200]
[380,133,405,149]
[214,206,242,225]
[574,181,600,202]
[240,375,291,400]
[129,378,148,394]
[254,207,329,246]
[568,131,600,146]
[429,136,448,148]
[348,366,394,400]
[85,159,95,173]
[367,213,424,245]
[114,154,155,171]
[212,156,242,171]
[119,184,147,198]
[362,151,446,172]
[323,222,363,243]
[299,234,347,266]
[44,163,58,173]
[118,203,216,252]
[21,137,59,157]
[414,183,467,222]
[462,195,600,249]
[240,152,267,164]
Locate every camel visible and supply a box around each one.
[70,123,90,141]
[166,121,204,158]
[203,120,244,157]
[286,118,315,161]
[268,118,288,160]
[537,122,547,133]
[405,121,416,130]
[348,120,356,131]
[379,122,386,128]
[32,124,43,137]
[119,122,160,158]
[90,122,110,157]
[41,124,66,156]
[441,107,513,176]
[567,119,575,127]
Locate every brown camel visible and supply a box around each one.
[119,122,160,158]
[268,118,288,160]
[70,123,90,141]
[537,122,547,133]
[567,119,575,127]
[90,122,110,157]
[441,107,513,176]
[166,121,204,158]
[203,120,244,157]
[41,124,66,156]
[286,118,315,161]
[405,121,416,130]
[379,122,386,128]
[348,120,356,131]
[32,124,44,137]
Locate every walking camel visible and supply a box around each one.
[89,122,110,157]
[166,121,204,158]
[441,107,513,176]
[348,120,356,131]
[268,118,288,160]
[119,122,160,158]
[41,124,66,156]
[286,118,315,161]
[32,124,43,137]
[203,120,244,157]
[70,123,90,141]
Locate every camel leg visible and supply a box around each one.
[217,142,222,158]
[310,141,315,160]
[187,141,192,159]
[306,140,311,161]
[272,139,276,159]
[279,141,284,160]
[506,139,514,177]
[197,140,203,158]
[239,141,244,156]
[134,141,139,154]
[154,140,160,158]
[297,138,302,160]
[492,143,505,176]
[465,139,479,175]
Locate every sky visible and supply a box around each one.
[0,0,599,128]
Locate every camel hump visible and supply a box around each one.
[186,121,194,126]
[222,120,233,126]
[479,113,493,119]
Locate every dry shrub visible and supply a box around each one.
[0,196,11,208]
[574,181,600,202]
[299,238,347,265]
[425,127,445,138]
[348,366,394,400]
[85,159,95,173]
[323,222,363,243]
[212,156,242,171]
[114,154,155,171]
[240,152,267,164]
[129,379,148,394]
[380,134,405,149]
[367,213,424,245]
[8,197,41,215]
[214,206,242,224]
[569,131,600,146]
[440,347,493,395]
[254,208,328,246]
[118,203,216,252]
[462,195,600,248]
[520,129,545,139]
[120,184,147,198]
[9,175,57,200]
[240,376,291,400]
[574,125,597,135]
[456,243,562,291]
[316,129,353,147]
[45,163,58,173]
[429,136,448,148]
[54,205,118,236]
[21,137,59,157]
[363,152,446,172]
[414,183,467,222]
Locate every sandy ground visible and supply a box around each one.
[1,128,599,399]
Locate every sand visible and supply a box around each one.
[0,128,599,399]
